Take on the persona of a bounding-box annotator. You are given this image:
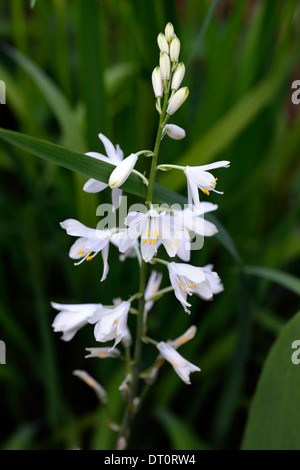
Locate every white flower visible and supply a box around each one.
[152,66,163,98]
[165,22,174,43]
[108,153,138,189]
[184,161,230,207]
[157,33,169,53]
[117,209,184,262]
[163,124,186,140]
[88,301,130,350]
[83,133,124,210]
[170,36,180,62]
[160,52,171,80]
[85,347,121,359]
[156,341,200,384]
[171,62,185,91]
[166,87,189,115]
[51,302,101,341]
[73,370,107,403]
[168,262,223,313]
[60,218,112,282]
[144,270,163,313]
[169,325,197,349]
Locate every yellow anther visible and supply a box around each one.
[153,239,156,245]
[187,284,190,288]
[179,281,182,286]
[143,240,147,244]
[86,256,92,261]
[78,250,84,255]
[149,239,152,245]
[192,284,196,288]
[114,319,118,325]
[99,351,107,358]
[147,230,150,236]
[201,187,210,195]
[215,177,218,181]
[184,288,187,293]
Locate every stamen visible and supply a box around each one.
[179,281,182,286]
[143,240,147,244]
[86,256,93,261]
[147,230,150,236]
[201,187,210,195]
[78,250,84,255]
[114,320,118,325]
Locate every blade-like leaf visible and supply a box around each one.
[244,265,300,296]
[242,311,300,450]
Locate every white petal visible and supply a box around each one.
[83,178,108,193]
[100,243,110,282]
[111,188,122,210]
[98,133,120,164]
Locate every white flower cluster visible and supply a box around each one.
[51,23,230,388]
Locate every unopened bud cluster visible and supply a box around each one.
[151,23,188,136]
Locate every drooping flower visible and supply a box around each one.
[60,218,112,282]
[108,153,138,189]
[168,262,223,313]
[163,124,186,140]
[144,270,163,313]
[156,341,200,384]
[51,302,102,341]
[184,161,230,207]
[73,370,107,403]
[83,133,124,209]
[88,301,130,350]
[85,347,121,359]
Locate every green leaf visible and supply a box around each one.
[242,311,300,450]
[3,45,85,151]
[244,265,300,296]
[155,408,211,450]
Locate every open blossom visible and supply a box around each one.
[83,133,123,210]
[88,301,130,350]
[51,302,102,341]
[117,209,184,262]
[168,262,223,313]
[60,219,113,282]
[156,341,200,384]
[144,270,163,313]
[184,161,230,207]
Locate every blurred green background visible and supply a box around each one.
[0,0,300,450]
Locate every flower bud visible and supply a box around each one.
[166,87,189,115]
[164,124,186,140]
[159,52,170,80]
[171,62,185,90]
[157,33,169,53]
[165,22,174,43]
[170,36,180,62]
[109,153,138,188]
[152,66,163,98]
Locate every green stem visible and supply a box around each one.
[116,90,170,450]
